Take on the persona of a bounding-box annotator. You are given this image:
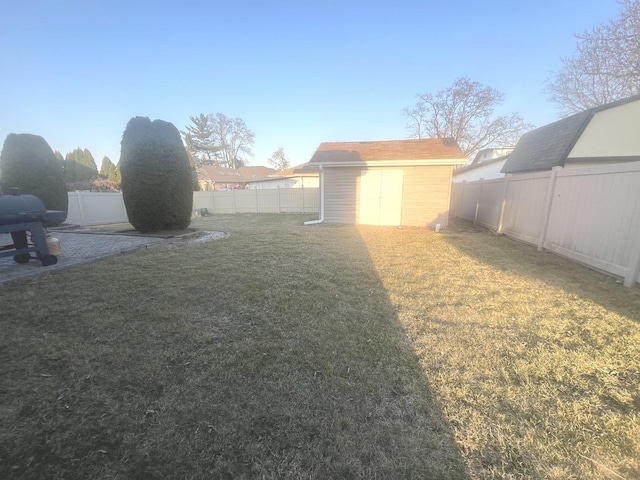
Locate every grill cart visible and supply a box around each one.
[0,188,66,266]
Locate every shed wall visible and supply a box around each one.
[401,165,453,226]
[323,167,360,224]
[323,165,454,226]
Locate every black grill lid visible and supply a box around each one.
[0,188,47,225]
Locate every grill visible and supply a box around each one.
[0,188,66,266]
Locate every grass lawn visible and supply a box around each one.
[1,214,639,479]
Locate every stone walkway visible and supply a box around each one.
[0,229,225,284]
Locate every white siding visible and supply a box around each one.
[568,99,640,158]
[247,176,319,189]
[452,158,507,182]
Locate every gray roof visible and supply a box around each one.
[501,94,640,174]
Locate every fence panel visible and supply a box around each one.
[66,188,319,225]
[450,162,640,286]
[476,179,505,230]
[278,188,303,213]
[501,171,551,245]
[303,188,320,213]
[66,192,128,225]
[456,182,481,221]
[450,182,463,217]
[193,188,319,214]
[256,189,280,213]
[544,163,640,280]
[232,190,257,213]
[192,191,216,212]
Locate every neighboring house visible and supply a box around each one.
[306,138,467,227]
[238,166,277,182]
[471,147,514,165]
[502,94,640,174]
[453,153,511,183]
[197,165,276,190]
[245,163,320,189]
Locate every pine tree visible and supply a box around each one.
[0,133,68,219]
[100,156,120,184]
[65,148,98,182]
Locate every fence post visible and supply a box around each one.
[119,192,127,222]
[625,244,640,287]
[211,190,216,214]
[278,187,281,213]
[460,181,466,219]
[624,205,640,287]
[538,166,561,252]
[232,189,237,214]
[474,178,484,225]
[496,175,509,233]
[302,185,305,213]
[255,188,259,213]
[76,191,86,225]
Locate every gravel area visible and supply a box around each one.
[0,229,226,284]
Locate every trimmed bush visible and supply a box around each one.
[0,133,68,220]
[120,117,193,232]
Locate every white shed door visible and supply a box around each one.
[359,169,403,225]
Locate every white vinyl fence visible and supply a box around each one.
[451,162,640,287]
[192,188,319,214]
[65,188,320,226]
[67,192,129,226]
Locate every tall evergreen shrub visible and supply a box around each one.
[120,117,193,232]
[0,133,68,218]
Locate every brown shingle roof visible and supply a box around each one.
[238,166,276,179]
[198,166,244,183]
[309,138,465,164]
[274,162,318,176]
[197,165,276,183]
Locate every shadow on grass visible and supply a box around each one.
[441,218,640,324]
[0,214,469,479]
[430,218,640,479]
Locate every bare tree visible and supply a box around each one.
[547,0,640,116]
[267,147,290,171]
[208,113,255,169]
[182,113,255,169]
[404,77,533,159]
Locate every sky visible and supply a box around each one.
[0,0,624,170]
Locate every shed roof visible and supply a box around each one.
[309,138,466,165]
[501,94,640,174]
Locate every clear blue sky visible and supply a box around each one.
[0,0,622,169]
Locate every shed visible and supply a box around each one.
[502,94,640,174]
[306,138,466,227]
